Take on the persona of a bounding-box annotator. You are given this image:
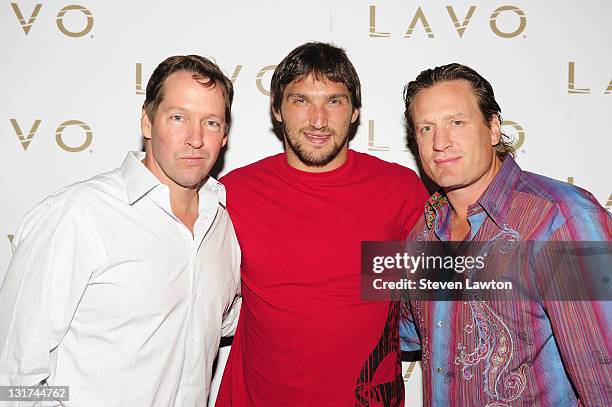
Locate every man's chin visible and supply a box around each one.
[174,175,209,190]
[290,143,334,166]
[425,168,459,188]
[299,151,339,168]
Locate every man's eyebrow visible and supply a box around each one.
[415,113,469,125]
[327,94,350,100]
[285,93,350,99]
[442,112,469,119]
[165,105,187,111]
[286,92,308,99]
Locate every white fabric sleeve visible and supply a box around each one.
[221,296,242,337]
[0,200,102,388]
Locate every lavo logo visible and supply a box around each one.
[369,5,527,38]
[136,63,278,97]
[10,119,93,152]
[567,62,612,94]
[10,3,94,37]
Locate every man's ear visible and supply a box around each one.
[271,98,283,123]
[489,114,501,146]
[141,108,152,140]
[350,108,360,124]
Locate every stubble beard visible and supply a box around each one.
[283,124,348,168]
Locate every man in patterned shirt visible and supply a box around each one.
[400,63,611,406]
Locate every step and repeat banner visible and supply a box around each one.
[2,1,611,405]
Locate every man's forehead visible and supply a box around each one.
[163,70,214,89]
[286,73,348,91]
[419,80,475,100]
[413,80,479,111]
[156,73,224,112]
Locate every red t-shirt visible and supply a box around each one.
[216,150,428,406]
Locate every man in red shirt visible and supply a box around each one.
[216,42,428,406]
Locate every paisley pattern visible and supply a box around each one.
[454,225,529,406]
[455,299,529,406]
[424,192,448,230]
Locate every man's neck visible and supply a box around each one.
[142,152,201,234]
[446,158,501,217]
[169,186,200,235]
[444,156,502,240]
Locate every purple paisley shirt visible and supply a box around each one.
[401,156,611,406]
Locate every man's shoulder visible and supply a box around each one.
[14,169,123,247]
[220,154,282,185]
[28,169,123,219]
[518,170,606,218]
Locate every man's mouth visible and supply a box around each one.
[303,132,332,145]
[434,156,461,165]
[180,156,206,165]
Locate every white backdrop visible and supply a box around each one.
[2,1,611,405]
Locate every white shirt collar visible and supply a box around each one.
[119,151,226,207]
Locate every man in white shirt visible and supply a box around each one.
[0,55,241,406]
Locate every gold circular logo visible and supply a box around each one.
[501,120,525,150]
[55,120,93,152]
[255,65,277,96]
[490,6,527,38]
[56,5,94,38]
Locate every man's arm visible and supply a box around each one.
[220,213,241,338]
[535,210,612,406]
[0,200,101,387]
[542,300,611,405]
[221,296,242,337]
[400,300,421,352]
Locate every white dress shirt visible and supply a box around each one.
[0,152,241,406]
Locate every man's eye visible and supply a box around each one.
[419,126,432,134]
[329,99,341,105]
[170,115,184,121]
[452,120,464,126]
[204,120,224,132]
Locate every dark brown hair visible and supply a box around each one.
[403,63,514,159]
[270,42,361,120]
[143,55,234,132]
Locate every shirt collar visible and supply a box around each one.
[120,152,160,205]
[470,155,522,227]
[201,176,226,207]
[424,155,522,230]
[119,151,227,207]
